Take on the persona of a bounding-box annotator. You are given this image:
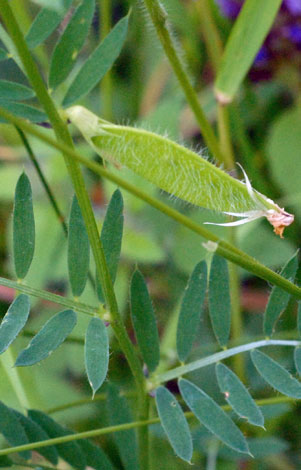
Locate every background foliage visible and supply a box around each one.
[0,0,301,469]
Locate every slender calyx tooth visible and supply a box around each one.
[66,105,294,237]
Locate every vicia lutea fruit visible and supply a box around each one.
[66,105,294,238]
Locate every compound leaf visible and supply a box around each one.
[107,384,139,470]
[251,349,301,398]
[78,439,114,470]
[209,254,231,347]
[155,386,192,462]
[0,80,34,100]
[176,260,207,362]
[179,378,250,455]
[13,172,35,279]
[0,294,30,355]
[216,362,264,427]
[85,317,109,396]
[0,402,30,459]
[28,410,86,470]
[264,252,298,337]
[13,410,58,465]
[130,269,160,372]
[49,0,95,89]
[0,100,46,124]
[15,309,77,366]
[63,14,129,106]
[68,195,90,297]
[26,0,73,49]
[96,189,123,302]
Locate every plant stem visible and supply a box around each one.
[0,106,299,299]
[195,0,223,73]
[99,0,113,120]
[142,0,225,164]
[0,276,98,315]
[0,0,146,405]
[153,339,301,384]
[0,393,297,458]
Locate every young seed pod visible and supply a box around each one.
[66,105,294,237]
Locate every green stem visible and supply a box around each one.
[153,339,301,384]
[0,107,299,299]
[142,0,225,164]
[0,393,297,458]
[195,0,223,73]
[0,277,98,315]
[0,0,145,404]
[99,0,113,120]
[217,104,235,168]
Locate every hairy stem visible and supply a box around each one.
[142,0,225,163]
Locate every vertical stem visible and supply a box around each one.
[142,0,225,164]
[217,104,235,169]
[99,0,113,120]
[0,0,146,411]
[195,0,223,73]
[0,3,149,467]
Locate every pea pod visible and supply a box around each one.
[66,106,293,237]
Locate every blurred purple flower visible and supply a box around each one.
[215,0,301,81]
[285,0,301,15]
[215,0,242,19]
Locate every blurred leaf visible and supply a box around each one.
[238,219,296,269]
[15,309,77,366]
[49,0,95,89]
[0,100,46,123]
[294,347,301,376]
[263,252,298,337]
[0,456,12,467]
[26,0,73,49]
[0,80,35,100]
[13,410,58,465]
[78,439,114,470]
[176,261,207,362]
[107,384,139,470]
[266,107,301,219]
[68,195,90,297]
[215,363,264,427]
[28,409,86,470]
[219,437,289,460]
[251,349,301,398]
[130,269,160,372]
[13,172,35,279]
[209,254,231,347]
[0,48,8,61]
[298,302,301,337]
[0,294,30,355]
[63,14,129,106]
[215,0,282,102]
[155,386,192,462]
[179,379,250,455]
[85,317,109,396]
[0,401,30,459]
[96,189,124,302]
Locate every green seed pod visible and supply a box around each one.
[66,106,294,237]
